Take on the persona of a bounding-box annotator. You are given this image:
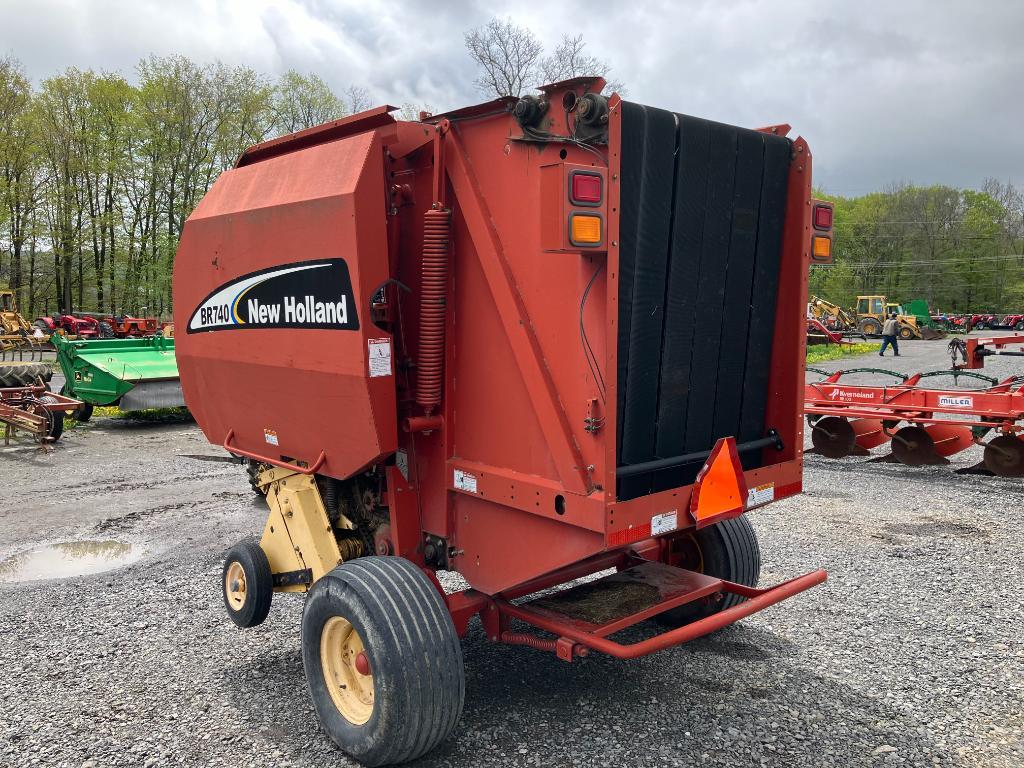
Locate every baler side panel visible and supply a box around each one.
[173,131,397,481]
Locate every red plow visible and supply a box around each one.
[805,335,1024,477]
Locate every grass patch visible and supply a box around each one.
[64,405,192,431]
[806,342,877,364]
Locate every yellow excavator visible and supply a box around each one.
[0,289,48,353]
[808,295,857,331]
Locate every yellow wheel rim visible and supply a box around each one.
[321,616,375,725]
[225,561,247,611]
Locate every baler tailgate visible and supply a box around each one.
[498,561,825,660]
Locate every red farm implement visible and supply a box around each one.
[805,335,1024,476]
[0,362,82,443]
[174,80,825,764]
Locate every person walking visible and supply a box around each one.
[879,312,901,356]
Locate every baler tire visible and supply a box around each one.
[656,515,761,628]
[0,362,52,388]
[73,401,94,423]
[222,539,273,628]
[301,556,464,767]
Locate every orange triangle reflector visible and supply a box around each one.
[690,437,749,529]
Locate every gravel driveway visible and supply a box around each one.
[1,334,1021,767]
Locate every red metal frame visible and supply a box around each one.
[223,429,327,474]
[0,385,81,439]
[439,548,825,661]
[806,374,1024,432]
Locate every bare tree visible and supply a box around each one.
[344,85,372,114]
[464,17,543,98]
[399,103,436,121]
[539,34,625,94]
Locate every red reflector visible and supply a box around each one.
[570,172,602,205]
[814,205,833,230]
[608,522,651,547]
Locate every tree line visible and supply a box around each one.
[0,54,386,318]
[0,19,620,320]
[812,182,1024,313]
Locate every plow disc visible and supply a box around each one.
[888,424,974,466]
[983,435,1024,477]
[810,416,855,458]
[850,419,891,453]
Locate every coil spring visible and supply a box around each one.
[416,207,451,415]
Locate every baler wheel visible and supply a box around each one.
[983,435,1024,478]
[656,516,761,628]
[222,539,273,628]
[302,557,464,766]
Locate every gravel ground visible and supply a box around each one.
[1,334,1022,767]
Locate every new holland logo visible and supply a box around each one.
[187,259,360,333]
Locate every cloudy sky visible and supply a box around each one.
[2,0,1022,195]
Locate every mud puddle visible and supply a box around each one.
[0,540,144,582]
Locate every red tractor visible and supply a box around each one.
[997,313,1024,331]
[96,314,160,337]
[969,313,1000,331]
[34,313,102,338]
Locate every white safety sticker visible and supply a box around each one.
[368,338,392,377]
[453,469,478,494]
[938,395,973,408]
[651,510,678,536]
[264,429,279,446]
[747,482,775,508]
[395,449,409,481]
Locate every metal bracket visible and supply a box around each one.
[272,569,313,588]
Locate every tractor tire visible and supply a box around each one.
[33,319,49,333]
[975,322,986,331]
[98,321,115,339]
[302,556,464,766]
[1016,321,1024,331]
[858,318,881,336]
[899,325,915,340]
[222,539,273,628]
[656,515,761,628]
[0,362,52,388]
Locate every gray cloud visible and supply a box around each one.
[1,0,1021,193]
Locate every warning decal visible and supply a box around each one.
[746,482,775,509]
[651,511,678,536]
[368,338,392,377]
[453,469,478,494]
